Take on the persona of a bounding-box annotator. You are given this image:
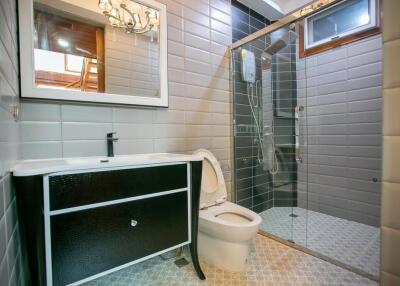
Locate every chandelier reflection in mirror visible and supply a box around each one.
[98,0,159,34]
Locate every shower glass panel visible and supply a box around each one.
[232,21,382,280]
[232,25,308,245]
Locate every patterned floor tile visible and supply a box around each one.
[84,235,377,286]
[259,207,380,278]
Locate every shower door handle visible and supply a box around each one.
[296,154,303,163]
[295,106,303,164]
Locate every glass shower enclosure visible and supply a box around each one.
[232,21,381,281]
[232,25,308,246]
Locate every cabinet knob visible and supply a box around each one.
[130,219,138,227]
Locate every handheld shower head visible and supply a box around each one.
[261,56,272,70]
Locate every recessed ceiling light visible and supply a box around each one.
[57,38,69,48]
[262,0,283,13]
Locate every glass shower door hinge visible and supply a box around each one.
[10,104,19,121]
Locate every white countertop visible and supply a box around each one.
[12,153,203,177]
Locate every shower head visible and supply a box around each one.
[263,31,298,56]
[264,38,288,55]
[261,30,298,70]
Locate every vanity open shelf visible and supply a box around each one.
[12,154,205,286]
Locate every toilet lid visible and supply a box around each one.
[193,149,227,209]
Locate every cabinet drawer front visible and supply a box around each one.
[50,191,189,286]
[49,164,187,210]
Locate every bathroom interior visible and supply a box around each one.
[0,0,399,285]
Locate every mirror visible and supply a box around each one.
[19,0,168,106]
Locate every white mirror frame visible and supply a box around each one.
[18,0,169,107]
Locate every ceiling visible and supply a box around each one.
[238,0,315,21]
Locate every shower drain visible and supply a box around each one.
[289,214,299,218]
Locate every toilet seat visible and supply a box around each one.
[193,149,227,209]
[198,201,262,243]
[200,201,260,227]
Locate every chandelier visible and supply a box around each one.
[98,0,159,34]
[299,1,327,16]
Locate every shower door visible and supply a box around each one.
[232,25,308,246]
[261,26,308,246]
[233,23,382,280]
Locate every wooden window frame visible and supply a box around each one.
[299,0,381,58]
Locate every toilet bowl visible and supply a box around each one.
[193,149,262,272]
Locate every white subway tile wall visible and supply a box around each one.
[105,27,161,97]
[19,0,233,196]
[0,0,26,284]
[381,0,400,285]
[0,0,19,176]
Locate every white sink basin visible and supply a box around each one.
[12,153,203,177]
[65,153,191,165]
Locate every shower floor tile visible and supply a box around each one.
[84,234,377,286]
[259,207,380,279]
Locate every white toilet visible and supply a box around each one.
[193,149,262,272]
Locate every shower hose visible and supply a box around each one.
[246,82,279,175]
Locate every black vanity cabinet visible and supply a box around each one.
[50,192,188,285]
[14,160,205,285]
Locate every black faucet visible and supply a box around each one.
[106,132,119,157]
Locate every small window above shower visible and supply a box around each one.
[302,0,380,55]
